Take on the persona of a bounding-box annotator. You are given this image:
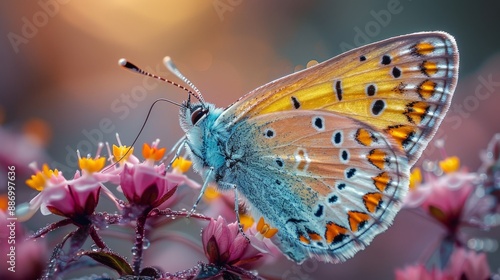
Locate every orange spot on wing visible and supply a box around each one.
[385,125,415,150]
[299,235,310,244]
[373,172,391,192]
[367,149,387,170]
[325,222,348,244]
[417,80,436,100]
[355,128,374,146]
[308,232,322,241]
[414,42,435,55]
[422,61,438,76]
[363,192,383,213]
[348,211,370,232]
[404,101,429,124]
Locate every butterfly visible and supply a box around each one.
[123,31,459,264]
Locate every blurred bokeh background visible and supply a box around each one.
[1,0,500,279]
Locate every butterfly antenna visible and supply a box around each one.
[118,58,198,102]
[163,56,206,106]
[101,98,181,172]
[124,98,182,156]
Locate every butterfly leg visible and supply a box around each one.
[163,136,187,169]
[219,182,248,239]
[232,185,249,239]
[187,167,213,217]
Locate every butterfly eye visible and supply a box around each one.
[190,107,208,125]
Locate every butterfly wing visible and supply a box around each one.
[205,31,458,263]
[225,110,409,263]
[218,31,459,166]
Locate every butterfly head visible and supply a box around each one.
[180,102,211,130]
[179,101,226,175]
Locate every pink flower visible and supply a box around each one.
[118,163,184,209]
[404,171,493,233]
[421,173,475,231]
[43,178,101,223]
[395,248,491,280]
[18,152,119,222]
[447,247,491,280]
[395,264,450,280]
[202,216,263,267]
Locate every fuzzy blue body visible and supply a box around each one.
[180,103,314,262]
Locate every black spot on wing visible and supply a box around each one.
[335,80,342,101]
[314,205,324,217]
[381,55,392,65]
[371,100,385,115]
[291,96,300,109]
[392,67,401,78]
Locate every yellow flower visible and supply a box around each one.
[25,164,59,191]
[113,145,134,163]
[439,156,460,173]
[256,217,278,238]
[239,214,254,231]
[172,156,192,173]
[409,167,422,190]
[79,157,106,173]
[0,195,7,211]
[142,143,166,161]
[203,185,220,202]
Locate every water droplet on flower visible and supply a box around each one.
[486,151,494,159]
[91,244,100,252]
[434,139,445,148]
[484,238,498,252]
[131,246,138,256]
[475,187,486,197]
[468,237,498,252]
[432,167,443,177]
[143,239,150,249]
[485,213,500,227]
[467,238,481,250]
[478,173,488,182]
[422,160,436,172]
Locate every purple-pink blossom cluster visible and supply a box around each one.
[396,135,500,279]
[12,136,277,279]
